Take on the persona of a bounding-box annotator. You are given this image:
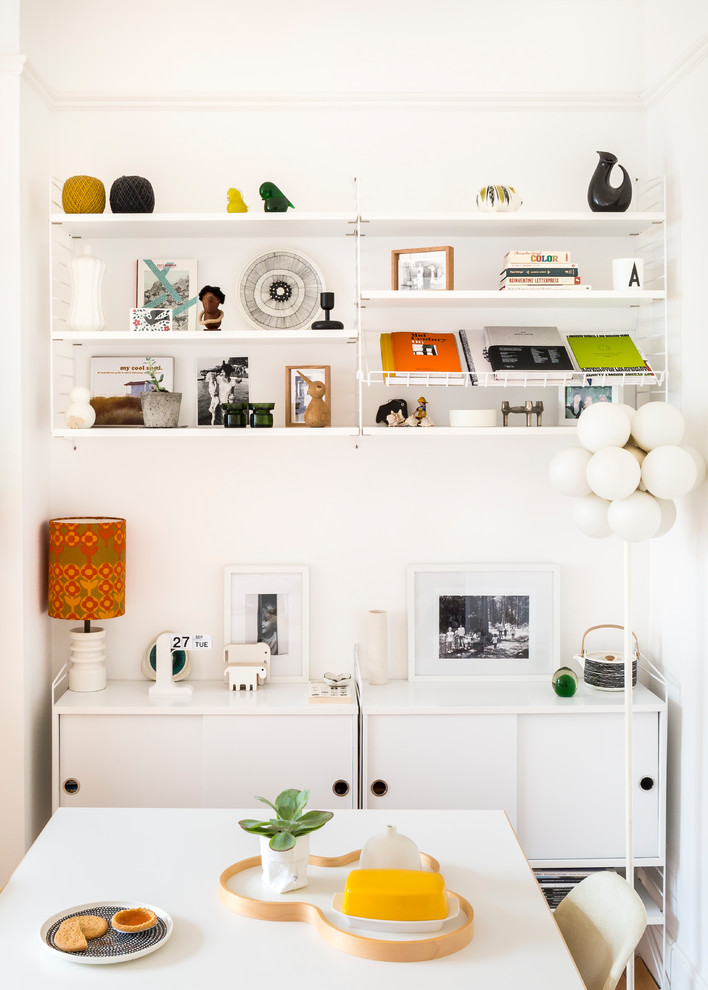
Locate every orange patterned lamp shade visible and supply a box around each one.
[49,517,126,620]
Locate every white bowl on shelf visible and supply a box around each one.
[449,409,497,428]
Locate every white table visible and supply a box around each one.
[0,808,583,987]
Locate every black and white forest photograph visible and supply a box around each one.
[438,594,530,660]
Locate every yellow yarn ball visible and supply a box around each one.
[62,176,106,214]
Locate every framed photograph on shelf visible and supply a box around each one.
[391,246,454,291]
[224,565,309,682]
[285,365,331,427]
[195,356,249,427]
[408,564,559,681]
[559,383,623,425]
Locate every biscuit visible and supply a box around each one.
[54,917,87,952]
[111,907,157,932]
[54,913,109,952]
[77,914,109,938]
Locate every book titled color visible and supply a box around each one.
[503,250,572,264]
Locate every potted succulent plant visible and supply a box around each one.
[140,357,182,428]
[238,788,333,893]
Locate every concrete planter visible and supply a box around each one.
[140,391,182,428]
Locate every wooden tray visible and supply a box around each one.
[219,849,474,962]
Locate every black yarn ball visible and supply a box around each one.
[110,175,155,213]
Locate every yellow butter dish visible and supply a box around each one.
[341,869,448,922]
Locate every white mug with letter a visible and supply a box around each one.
[612,257,644,290]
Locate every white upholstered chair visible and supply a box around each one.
[553,871,647,990]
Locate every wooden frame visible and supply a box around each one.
[558,383,624,425]
[224,565,309,682]
[408,563,559,681]
[285,365,331,427]
[391,246,454,291]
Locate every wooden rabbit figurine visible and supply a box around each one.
[297,370,330,428]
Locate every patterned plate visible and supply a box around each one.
[40,901,172,965]
[238,249,324,330]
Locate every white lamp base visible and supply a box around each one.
[68,627,107,692]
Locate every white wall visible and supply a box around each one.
[646,56,708,990]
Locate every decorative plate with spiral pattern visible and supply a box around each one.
[41,901,172,964]
[238,249,324,331]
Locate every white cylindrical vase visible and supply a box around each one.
[68,627,107,692]
[259,835,310,893]
[367,609,388,685]
[67,244,106,332]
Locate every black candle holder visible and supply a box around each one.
[311,291,344,330]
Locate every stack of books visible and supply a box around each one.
[499,250,590,291]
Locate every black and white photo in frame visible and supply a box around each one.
[408,564,559,680]
[195,355,249,426]
[224,566,309,681]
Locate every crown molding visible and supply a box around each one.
[642,34,708,108]
[0,55,26,76]
[16,38,707,113]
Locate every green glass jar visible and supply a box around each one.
[552,666,578,698]
[222,402,248,428]
[249,402,275,428]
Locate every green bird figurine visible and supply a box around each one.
[259,181,294,213]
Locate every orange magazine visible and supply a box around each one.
[389,332,462,373]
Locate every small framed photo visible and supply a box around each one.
[559,383,623,424]
[196,356,249,427]
[224,565,309,681]
[391,246,454,291]
[408,564,559,681]
[285,365,331,427]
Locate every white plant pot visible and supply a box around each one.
[259,835,310,893]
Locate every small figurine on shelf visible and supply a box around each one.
[311,291,344,330]
[199,285,225,331]
[405,396,433,427]
[259,181,294,212]
[297,370,330,428]
[226,188,248,213]
[65,386,96,430]
[376,398,408,427]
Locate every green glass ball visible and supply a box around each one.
[552,667,578,698]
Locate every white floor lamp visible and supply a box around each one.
[550,399,704,990]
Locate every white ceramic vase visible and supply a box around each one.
[259,835,310,893]
[67,245,105,332]
[359,825,421,870]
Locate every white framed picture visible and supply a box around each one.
[408,564,559,681]
[224,565,309,682]
[558,383,623,425]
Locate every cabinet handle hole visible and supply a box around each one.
[332,779,350,797]
[63,778,80,795]
[370,779,388,797]
[639,776,655,791]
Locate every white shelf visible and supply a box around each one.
[52,426,359,439]
[361,427,576,437]
[51,211,356,238]
[51,329,357,343]
[361,289,664,307]
[360,211,665,237]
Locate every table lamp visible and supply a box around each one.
[48,516,126,692]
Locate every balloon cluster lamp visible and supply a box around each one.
[48,517,126,692]
[549,400,705,987]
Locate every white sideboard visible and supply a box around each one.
[358,678,666,868]
[52,676,357,812]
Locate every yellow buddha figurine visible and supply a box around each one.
[227,188,248,213]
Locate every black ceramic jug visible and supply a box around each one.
[587,151,633,212]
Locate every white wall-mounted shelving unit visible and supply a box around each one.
[50,176,667,439]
